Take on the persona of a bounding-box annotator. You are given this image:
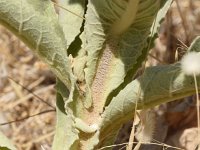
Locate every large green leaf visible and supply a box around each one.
[98,36,200,146]
[0,131,16,150]
[58,0,85,47]
[106,0,173,105]
[0,0,74,89]
[52,91,79,150]
[83,0,172,111]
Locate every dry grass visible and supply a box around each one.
[0,0,200,150]
[0,26,56,149]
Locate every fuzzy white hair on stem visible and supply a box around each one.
[181,52,200,76]
[135,110,156,143]
[181,51,200,146]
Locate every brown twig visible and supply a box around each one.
[52,1,85,20]
[0,109,55,126]
[7,76,55,110]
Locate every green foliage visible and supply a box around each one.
[52,90,79,150]
[0,0,74,90]
[0,147,11,150]
[57,0,85,48]
[2,0,200,149]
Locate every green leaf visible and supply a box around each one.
[150,0,173,34]
[106,0,173,105]
[98,35,200,146]
[52,92,79,150]
[83,0,172,113]
[0,0,74,89]
[0,147,10,150]
[54,79,101,149]
[0,131,16,150]
[57,0,85,48]
[188,36,200,52]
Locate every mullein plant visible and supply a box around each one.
[0,0,200,149]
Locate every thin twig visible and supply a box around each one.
[98,141,184,150]
[7,76,56,110]
[126,100,138,150]
[52,1,85,20]
[177,38,188,49]
[0,109,55,126]
[148,53,167,65]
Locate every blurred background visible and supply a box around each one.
[0,0,200,149]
